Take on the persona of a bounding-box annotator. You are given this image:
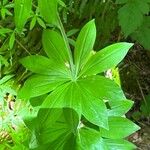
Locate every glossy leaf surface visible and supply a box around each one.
[18,75,69,99]
[42,81,108,129]
[80,43,133,76]
[42,29,70,64]
[74,20,96,73]
[104,139,136,150]
[100,117,140,139]
[20,55,71,77]
[108,99,134,116]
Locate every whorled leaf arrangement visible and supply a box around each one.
[18,20,140,149]
[17,0,140,149]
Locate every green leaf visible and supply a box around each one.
[108,99,134,116]
[131,17,150,50]
[118,4,142,37]
[80,42,133,76]
[0,74,14,85]
[18,75,69,99]
[76,127,107,150]
[1,7,6,19]
[9,31,15,49]
[5,9,12,16]
[81,94,108,129]
[134,0,150,14]
[67,29,79,37]
[41,82,82,118]
[5,3,14,8]
[37,17,46,29]
[20,55,53,74]
[30,95,48,107]
[38,0,59,26]
[14,0,32,32]
[74,20,96,74]
[68,38,76,47]
[26,113,137,150]
[100,117,140,139]
[20,55,71,78]
[42,81,108,129]
[25,109,118,150]
[133,27,150,50]
[78,75,126,102]
[58,0,66,7]
[30,16,37,30]
[25,109,107,149]
[24,108,79,149]
[0,28,12,36]
[118,0,149,36]
[104,139,136,150]
[42,29,70,64]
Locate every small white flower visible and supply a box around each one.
[77,121,84,129]
[65,62,70,68]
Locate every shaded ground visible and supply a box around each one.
[129,123,150,150]
[120,44,150,150]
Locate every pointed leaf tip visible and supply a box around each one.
[74,19,96,74]
[125,42,134,48]
[80,42,134,76]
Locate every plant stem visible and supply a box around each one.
[137,79,148,106]
[101,0,110,20]
[15,39,31,55]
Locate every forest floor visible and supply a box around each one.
[129,122,150,150]
[120,44,150,150]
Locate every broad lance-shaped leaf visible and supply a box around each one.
[74,20,96,74]
[38,0,59,26]
[41,82,81,114]
[100,116,140,139]
[18,75,69,100]
[14,0,32,32]
[108,99,134,116]
[81,93,108,129]
[80,42,133,76]
[42,81,108,129]
[77,128,136,150]
[104,139,136,150]
[78,76,133,117]
[20,55,71,78]
[42,29,70,64]
[76,127,107,150]
[78,75,126,102]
